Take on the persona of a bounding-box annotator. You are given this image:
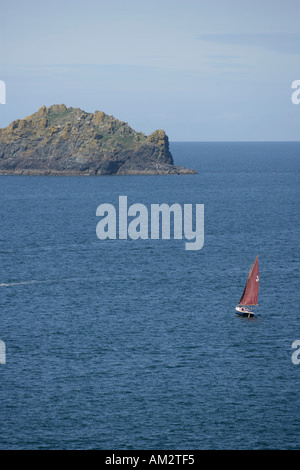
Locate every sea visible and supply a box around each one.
[0,142,299,450]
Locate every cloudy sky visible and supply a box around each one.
[0,0,299,140]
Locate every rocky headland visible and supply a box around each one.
[0,104,196,176]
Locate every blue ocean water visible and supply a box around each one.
[0,142,299,450]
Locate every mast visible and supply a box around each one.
[238,256,259,306]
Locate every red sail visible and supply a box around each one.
[239,256,259,306]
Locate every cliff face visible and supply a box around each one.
[0,105,196,175]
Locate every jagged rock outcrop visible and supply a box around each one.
[0,104,196,175]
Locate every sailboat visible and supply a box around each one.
[235,256,259,318]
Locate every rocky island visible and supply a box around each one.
[0,104,196,176]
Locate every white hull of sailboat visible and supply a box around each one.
[235,306,255,317]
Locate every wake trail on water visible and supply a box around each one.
[0,277,94,287]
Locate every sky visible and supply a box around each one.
[0,0,299,141]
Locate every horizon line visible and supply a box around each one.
[170,140,300,143]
